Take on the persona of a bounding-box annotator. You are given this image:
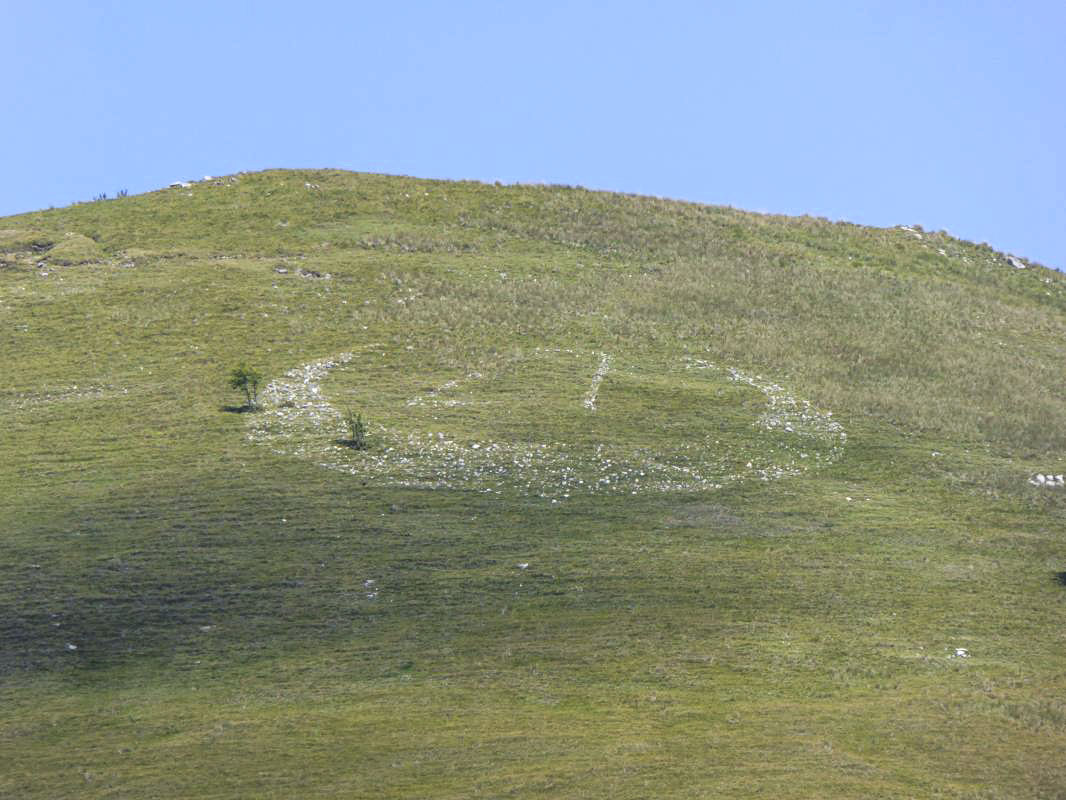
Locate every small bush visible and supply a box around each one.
[343,409,368,450]
[229,364,263,410]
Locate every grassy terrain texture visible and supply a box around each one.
[2,169,1066,798]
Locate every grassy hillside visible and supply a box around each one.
[2,169,1065,798]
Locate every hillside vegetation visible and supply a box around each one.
[2,169,1065,798]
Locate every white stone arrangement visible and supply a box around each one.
[246,349,847,501]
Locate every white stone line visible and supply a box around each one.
[406,371,483,408]
[583,353,611,411]
[3,384,129,412]
[686,358,847,467]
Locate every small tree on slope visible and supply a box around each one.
[229,364,263,410]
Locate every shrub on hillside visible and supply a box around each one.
[229,364,263,411]
[342,409,368,450]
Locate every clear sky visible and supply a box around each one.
[4,1,1064,268]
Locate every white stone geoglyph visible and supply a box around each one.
[246,350,847,500]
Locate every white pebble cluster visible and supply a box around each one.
[247,352,354,459]
[406,372,482,408]
[5,384,127,412]
[1030,473,1065,488]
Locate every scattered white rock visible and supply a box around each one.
[65,643,78,651]
[517,563,529,570]
[1006,255,1026,269]
[406,374,481,408]
[169,181,192,189]
[4,383,125,412]
[951,647,969,658]
[1030,473,1065,487]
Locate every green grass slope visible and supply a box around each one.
[2,169,1065,798]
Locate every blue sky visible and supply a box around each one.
[4,1,1064,268]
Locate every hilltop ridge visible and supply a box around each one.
[5,169,1066,454]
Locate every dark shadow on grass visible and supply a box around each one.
[221,404,259,414]
[334,438,368,450]
[0,466,675,679]
[1054,572,1066,587]
[0,472,402,677]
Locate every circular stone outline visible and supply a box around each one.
[245,350,846,499]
